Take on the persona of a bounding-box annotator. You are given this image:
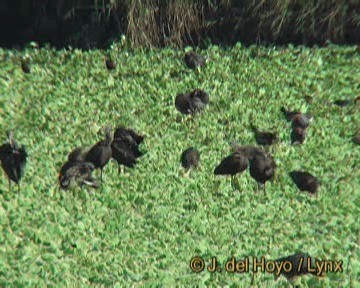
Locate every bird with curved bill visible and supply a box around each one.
[184,51,206,70]
[111,126,144,174]
[84,127,113,181]
[181,147,200,177]
[249,152,276,194]
[0,131,27,192]
[289,171,320,195]
[105,56,116,70]
[175,89,209,118]
[59,161,100,190]
[214,151,248,190]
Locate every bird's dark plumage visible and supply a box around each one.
[250,124,278,145]
[114,127,144,154]
[184,51,206,69]
[68,146,90,162]
[249,153,276,193]
[175,89,209,115]
[84,127,113,180]
[111,127,144,174]
[175,93,193,115]
[111,140,138,172]
[291,127,307,144]
[291,113,313,129]
[21,59,30,73]
[181,147,200,170]
[281,107,301,122]
[190,89,209,112]
[274,252,324,280]
[0,132,27,192]
[281,107,312,129]
[105,57,116,70]
[289,171,320,194]
[59,161,99,190]
[214,151,248,176]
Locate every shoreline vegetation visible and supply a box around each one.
[0,0,359,49]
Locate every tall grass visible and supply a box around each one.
[109,0,360,47]
[248,0,360,45]
[3,0,359,48]
[126,0,207,48]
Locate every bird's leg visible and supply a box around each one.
[8,179,11,192]
[264,183,266,195]
[17,183,20,193]
[100,169,103,182]
[233,176,240,191]
[230,175,234,189]
[118,164,121,175]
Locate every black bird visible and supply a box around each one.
[0,131,27,192]
[59,161,99,190]
[190,89,209,112]
[21,58,30,73]
[113,127,144,157]
[181,147,200,171]
[175,89,209,116]
[289,171,320,194]
[111,139,138,174]
[250,124,278,145]
[214,151,249,188]
[291,113,313,129]
[111,127,144,174]
[281,107,301,122]
[274,252,325,281]
[175,93,193,115]
[105,56,116,70]
[280,107,313,122]
[353,132,360,145]
[184,51,206,70]
[114,127,144,145]
[291,127,307,145]
[281,107,313,128]
[84,127,113,181]
[249,153,276,194]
